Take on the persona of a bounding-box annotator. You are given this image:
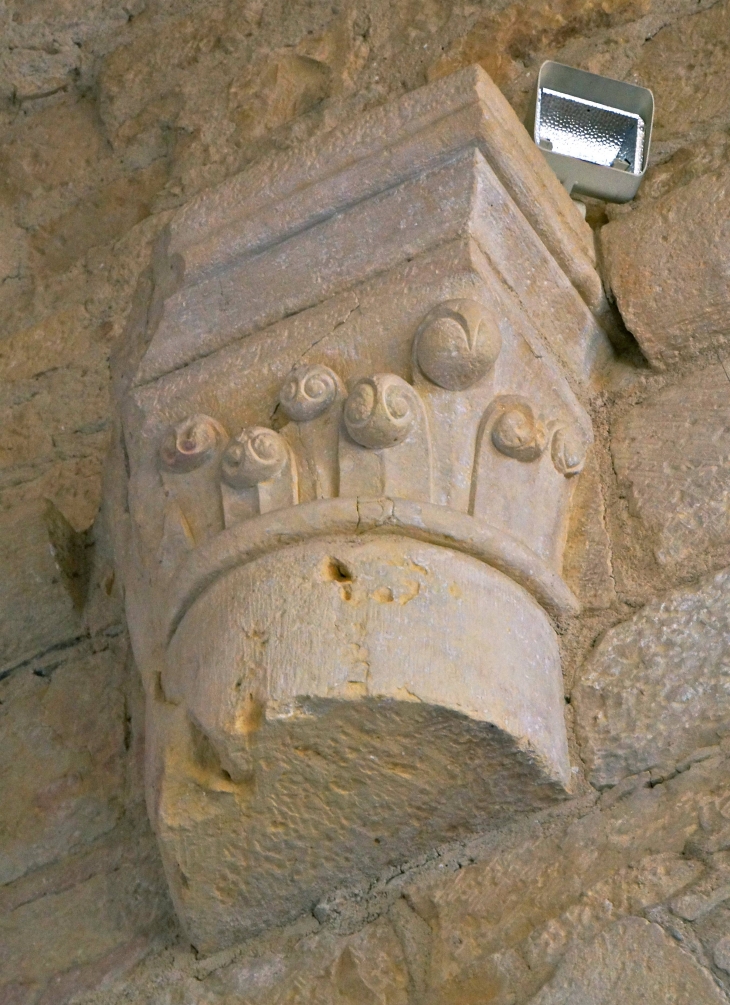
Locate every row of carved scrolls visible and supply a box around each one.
[157,300,587,555]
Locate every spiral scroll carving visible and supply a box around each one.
[279,364,339,422]
[222,427,288,488]
[551,427,586,477]
[415,299,502,391]
[160,415,225,473]
[344,374,417,449]
[492,403,547,462]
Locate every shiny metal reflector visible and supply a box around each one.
[537,90,645,173]
[527,62,654,202]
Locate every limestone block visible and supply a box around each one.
[0,643,126,886]
[0,501,82,675]
[0,298,112,533]
[562,448,616,609]
[601,164,730,368]
[274,918,411,1005]
[528,917,725,1004]
[336,761,727,1005]
[0,848,166,1001]
[110,65,613,950]
[142,66,607,384]
[632,0,730,149]
[611,365,730,574]
[65,752,730,1002]
[0,96,168,276]
[574,569,730,789]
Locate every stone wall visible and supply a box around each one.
[2,0,730,1001]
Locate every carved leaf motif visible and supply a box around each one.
[221,427,298,526]
[158,414,228,558]
[339,374,432,501]
[278,363,345,502]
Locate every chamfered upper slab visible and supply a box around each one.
[137,66,606,384]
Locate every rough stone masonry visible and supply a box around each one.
[2,0,730,1002]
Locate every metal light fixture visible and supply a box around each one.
[527,61,654,202]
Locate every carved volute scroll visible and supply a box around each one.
[279,363,344,501]
[158,415,228,567]
[343,374,417,448]
[279,363,340,421]
[471,396,589,568]
[338,374,432,501]
[491,400,547,462]
[160,414,225,473]
[220,427,297,525]
[111,65,609,953]
[221,427,289,488]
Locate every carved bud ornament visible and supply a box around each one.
[415,298,502,390]
[491,402,547,462]
[551,426,587,476]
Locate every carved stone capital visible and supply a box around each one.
[110,65,611,952]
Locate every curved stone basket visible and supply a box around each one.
[158,504,571,951]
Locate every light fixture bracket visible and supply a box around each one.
[527,61,654,202]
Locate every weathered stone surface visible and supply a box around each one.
[0,501,81,674]
[73,751,730,1003]
[0,219,166,534]
[0,641,127,886]
[528,917,726,1004]
[0,97,168,277]
[0,816,172,1005]
[144,65,603,384]
[601,165,730,368]
[562,448,616,609]
[427,0,655,94]
[611,365,730,575]
[632,0,730,151]
[574,569,730,788]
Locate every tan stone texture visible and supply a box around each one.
[529,917,726,1004]
[562,447,616,609]
[601,166,730,368]
[3,0,730,1000]
[70,751,730,1002]
[611,364,730,576]
[574,568,730,787]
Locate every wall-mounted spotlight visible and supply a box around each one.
[527,61,654,202]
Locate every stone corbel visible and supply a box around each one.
[111,65,613,952]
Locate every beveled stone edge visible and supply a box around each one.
[169,67,594,275]
[165,496,580,642]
